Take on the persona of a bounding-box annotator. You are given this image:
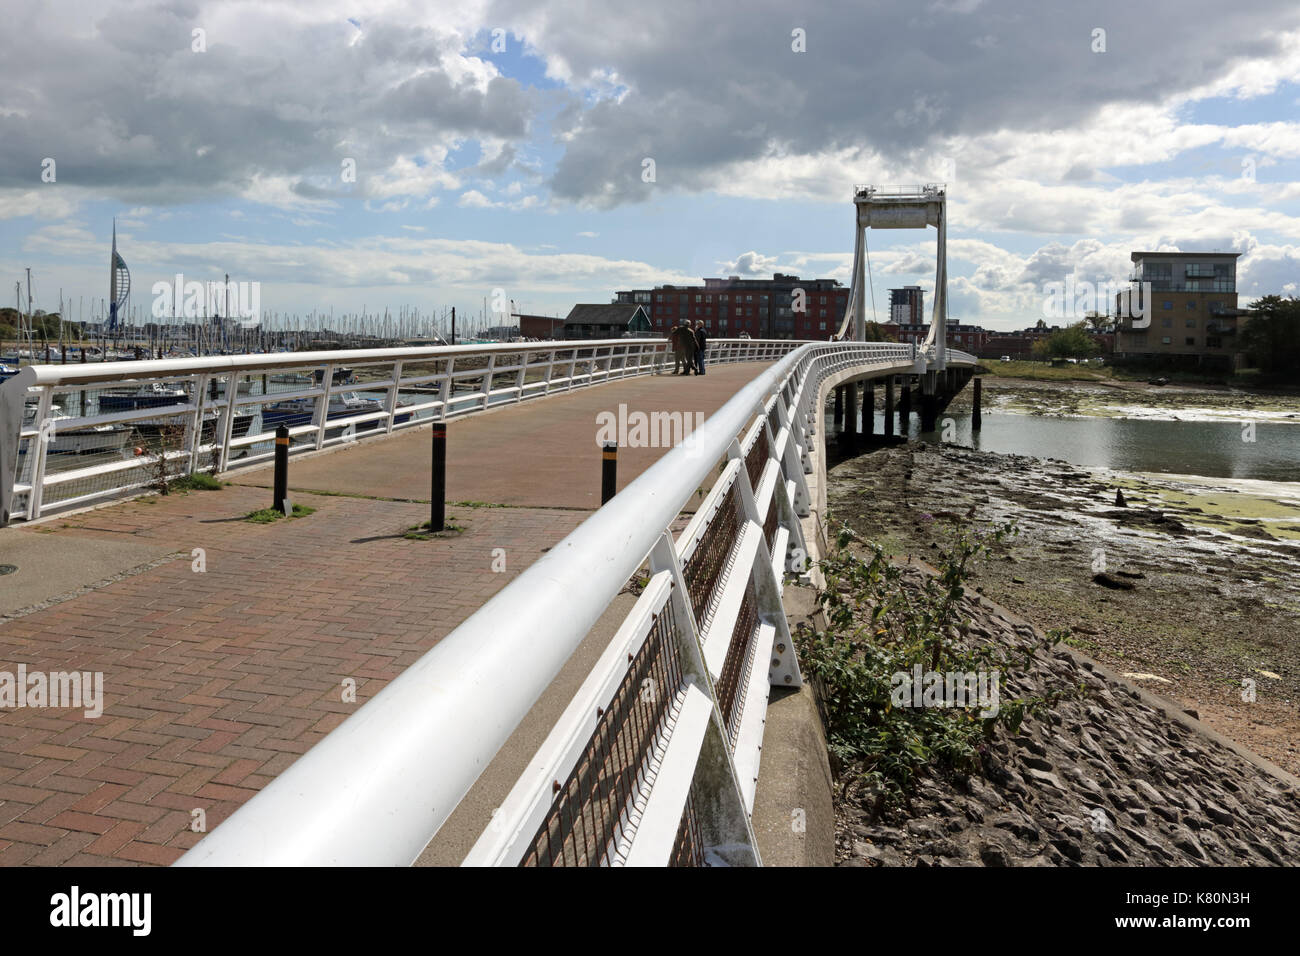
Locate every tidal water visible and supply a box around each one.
[847,411,1300,482]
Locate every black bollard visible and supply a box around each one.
[431,422,446,532]
[273,425,290,513]
[601,442,617,504]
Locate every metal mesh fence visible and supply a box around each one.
[520,600,685,867]
[715,576,760,742]
[681,482,742,631]
[668,784,706,867]
[744,431,767,491]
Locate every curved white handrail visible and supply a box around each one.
[175,341,976,866]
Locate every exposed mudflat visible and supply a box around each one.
[951,376,1300,423]
[826,440,1300,779]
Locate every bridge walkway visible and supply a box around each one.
[0,362,767,865]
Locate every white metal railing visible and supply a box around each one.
[0,338,791,525]
[173,340,975,867]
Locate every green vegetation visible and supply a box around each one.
[404,518,465,539]
[800,521,1081,812]
[1030,321,1101,361]
[1242,295,1300,381]
[245,504,315,523]
[979,359,1109,382]
[169,473,222,492]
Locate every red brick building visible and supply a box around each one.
[887,321,989,353]
[615,274,849,339]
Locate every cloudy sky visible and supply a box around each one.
[3,0,1299,333]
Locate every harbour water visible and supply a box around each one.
[852,411,1299,482]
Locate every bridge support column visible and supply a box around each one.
[833,386,844,431]
[920,371,938,432]
[898,377,911,435]
[972,377,983,432]
[884,378,895,438]
[864,381,874,436]
[844,382,858,446]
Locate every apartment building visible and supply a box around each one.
[1114,252,1246,369]
[615,274,848,339]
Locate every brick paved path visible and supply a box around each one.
[0,362,769,864]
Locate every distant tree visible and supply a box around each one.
[863,320,896,343]
[1241,295,1300,379]
[1034,317,1048,330]
[1031,321,1100,360]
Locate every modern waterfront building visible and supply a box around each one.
[1113,252,1246,369]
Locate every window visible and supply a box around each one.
[1186,318,1197,328]
[819,321,826,331]
[1187,301,1197,311]
[1161,336,1172,344]
[1162,301,1173,310]
[1162,317,1173,327]
[1185,337,1196,346]
[1207,336,1222,348]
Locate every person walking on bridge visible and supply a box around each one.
[680,320,697,374]
[670,323,689,374]
[693,320,709,375]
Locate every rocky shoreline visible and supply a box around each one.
[826,440,1300,777]
[826,561,1300,867]
[823,437,1300,866]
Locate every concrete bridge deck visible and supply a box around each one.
[0,363,766,865]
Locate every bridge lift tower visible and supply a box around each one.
[840,184,948,369]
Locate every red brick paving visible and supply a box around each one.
[0,486,584,865]
[0,363,770,864]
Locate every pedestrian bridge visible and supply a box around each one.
[0,336,975,866]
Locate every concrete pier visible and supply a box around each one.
[972,376,983,431]
[845,381,858,445]
[920,371,938,432]
[898,377,911,434]
[884,378,895,438]
[864,381,874,436]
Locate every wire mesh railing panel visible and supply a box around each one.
[668,784,706,867]
[520,601,685,867]
[762,497,779,552]
[681,482,743,631]
[744,429,767,491]
[715,576,760,742]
